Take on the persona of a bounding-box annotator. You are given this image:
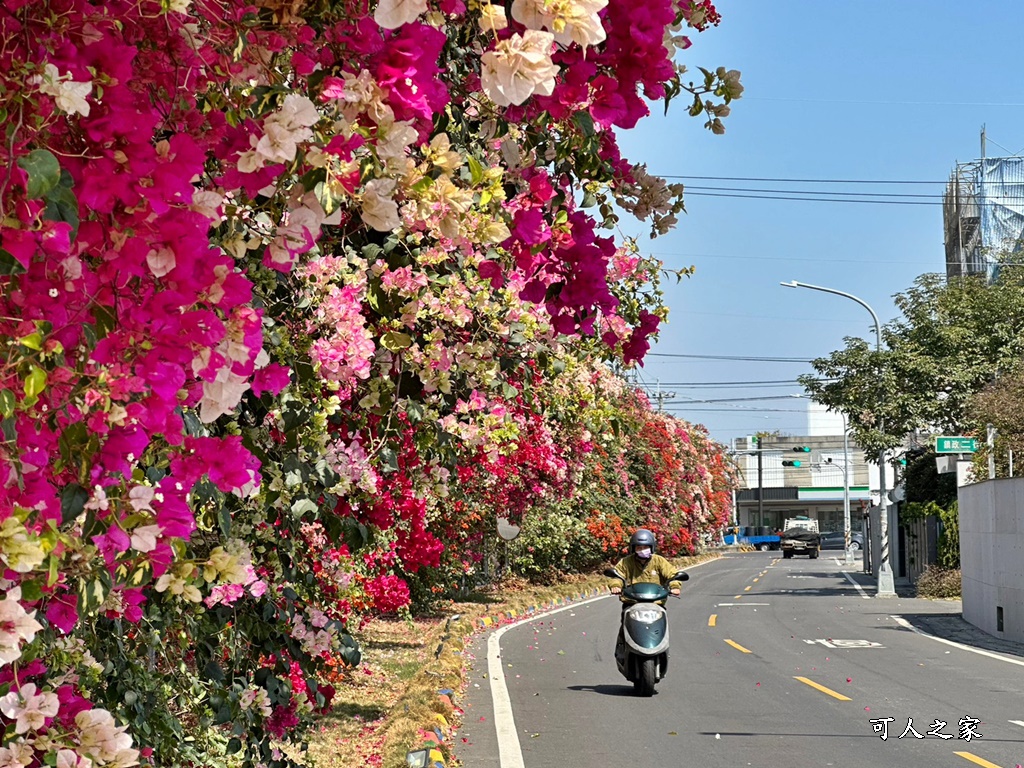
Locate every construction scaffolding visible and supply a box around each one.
[944,156,1024,280]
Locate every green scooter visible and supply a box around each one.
[603,568,689,697]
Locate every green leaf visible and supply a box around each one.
[60,483,89,524]
[0,390,14,419]
[379,447,399,473]
[17,149,61,199]
[290,498,318,517]
[380,331,413,351]
[1,415,17,444]
[314,180,337,215]
[572,111,596,138]
[406,401,425,423]
[467,155,485,186]
[24,366,47,399]
[76,573,112,616]
[0,249,25,277]
[19,332,43,351]
[119,560,152,588]
[203,661,225,682]
[19,579,42,602]
[43,179,80,241]
[226,738,242,755]
[92,304,116,340]
[219,506,232,538]
[502,383,519,399]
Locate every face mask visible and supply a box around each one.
[635,547,652,560]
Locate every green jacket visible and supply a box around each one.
[608,553,682,591]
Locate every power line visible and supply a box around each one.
[649,250,937,266]
[647,353,813,362]
[660,174,965,184]
[630,382,806,387]
[685,184,943,199]
[684,190,939,205]
[669,395,805,403]
[662,406,808,413]
[641,384,820,390]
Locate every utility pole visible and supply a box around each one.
[756,443,764,528]
[782,280,895,597]
[654,380,675,412]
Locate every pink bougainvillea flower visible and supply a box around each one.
[252,363,292,397]
[45,593,79,635]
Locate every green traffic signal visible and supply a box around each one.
[782,460,803,467]
[793,446,811,452]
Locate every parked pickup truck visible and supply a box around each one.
[780,527,820,559]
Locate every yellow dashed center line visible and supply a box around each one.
[793,676,851,701]
[752,577,759,582]
[734,594,742,600]
[744,585,752,591]
[708,614,717,627]
[724,639,751,654]
[955,752,1005,768]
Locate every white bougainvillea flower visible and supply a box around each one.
[146,246,176,278]
[254,93,319,165]
[0,589,43,665]
[481,30,558,106]
[374,0,428,29]
[511,0,608,48]
[34,62,93,117]
[479,3,508,32]
[198,368,250,423]
[0,683,60,734]
[361,178,401,232]
[130,524,163,554]
[76,708,139,766]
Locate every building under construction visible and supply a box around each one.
[944,155,1024,280]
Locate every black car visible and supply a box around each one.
[819,530,864,550]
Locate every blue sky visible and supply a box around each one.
[615,0,1024,446]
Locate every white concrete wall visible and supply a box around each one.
[958,478,1024,643]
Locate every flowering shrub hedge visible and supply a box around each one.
[0,0,740,766]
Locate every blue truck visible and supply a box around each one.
[723,527,781,551]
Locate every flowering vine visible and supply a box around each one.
[0,0,740,765]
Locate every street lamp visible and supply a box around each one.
[781,280,896,597]
[840,410,854,567]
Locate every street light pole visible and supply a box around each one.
[781,280,896,597]
[841,411,854,567]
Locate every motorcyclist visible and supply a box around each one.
[607,529,682,597]
[607,528,682,666]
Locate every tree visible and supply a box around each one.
[800,268,1024,457]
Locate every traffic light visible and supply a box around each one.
[782,447,810,467]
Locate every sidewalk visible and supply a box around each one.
[840,565,1024,661]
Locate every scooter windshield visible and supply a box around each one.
[622,582,668,601]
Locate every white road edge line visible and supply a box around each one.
[1009,719,1024,728]
[487,594,605,768]
[840,570,872,599]
[485,557,720,767]
[890,615,1024,668]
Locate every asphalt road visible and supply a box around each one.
[455,552,1024,768]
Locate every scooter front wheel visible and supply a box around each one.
[635,658,656,697]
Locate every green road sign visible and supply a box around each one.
[935,436,978,454]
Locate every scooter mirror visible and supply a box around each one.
[603,568,624,580]
[672,571,690,582]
